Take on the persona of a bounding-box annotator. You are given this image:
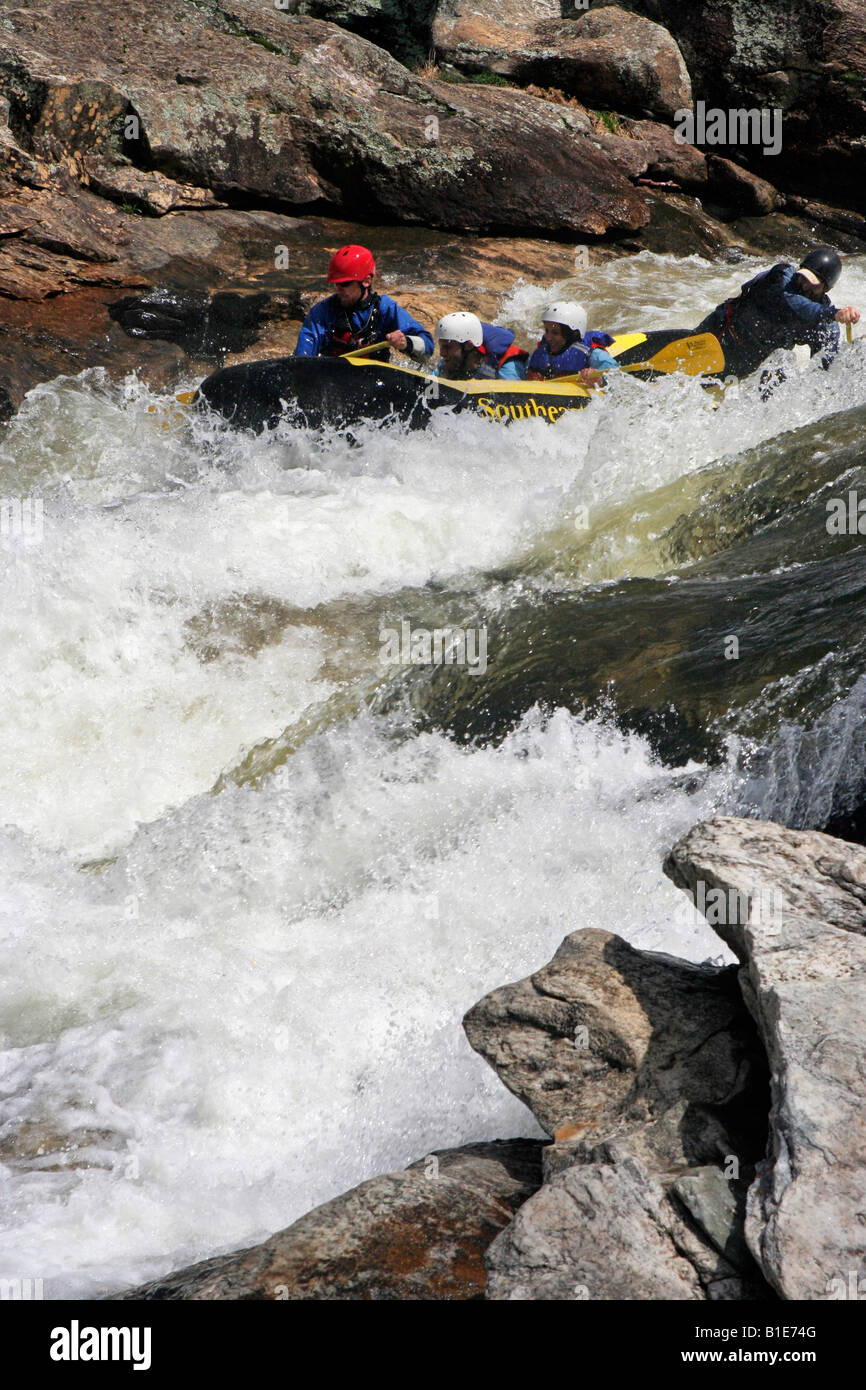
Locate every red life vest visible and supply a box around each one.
[477,341,529,372]
[498,342,529,368]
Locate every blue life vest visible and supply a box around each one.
[528,330,615,378]
[322,293,385,357]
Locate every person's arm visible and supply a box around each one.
[497,358,527,380]
[814,309,860,366]
[378,296,434,356]
[588,347,620,370]
[294,301,330,357]
[779,267,838,327]
[785,292,837,326]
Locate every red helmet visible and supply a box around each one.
[327,245,376,284]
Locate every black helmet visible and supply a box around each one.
[799,247,842,290]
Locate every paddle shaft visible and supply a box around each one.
[343,340,392,360]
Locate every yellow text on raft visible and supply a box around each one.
[477,397,574,422]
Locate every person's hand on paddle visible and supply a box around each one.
[579,367,604,385]
[386,329,408,351]
[835,306,860,325]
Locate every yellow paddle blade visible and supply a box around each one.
[630,332,725,376]
[176,389,196,404]
[343,340,391,361]
[555,333,725,383]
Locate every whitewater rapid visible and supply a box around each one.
[1,251,865,1296]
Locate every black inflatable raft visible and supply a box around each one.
[194,330,704,433]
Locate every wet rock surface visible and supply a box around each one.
[665,816,866,1300]
[465,927,772,1301]
[116,1139,544,1300]
[0,204,636,414]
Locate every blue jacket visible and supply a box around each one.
[738,265,838,334]
[528,331,619,378]
[295,292,434,358]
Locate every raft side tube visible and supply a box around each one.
[196,354,595,433]
[195,355,448,433]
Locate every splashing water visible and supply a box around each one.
[1,251,865,1295]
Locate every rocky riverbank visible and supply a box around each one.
[2,0,865,420]
[117,816,866,1300]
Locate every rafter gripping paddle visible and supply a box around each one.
[342,340,391,360]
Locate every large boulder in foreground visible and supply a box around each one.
[434,5,693,122]
[0,0,648,237]
[463,927,765,1170]
[665,816,866,1300]
[485,1155,767,1300]
[465,926,770,1300]
[117,1140,543,1300]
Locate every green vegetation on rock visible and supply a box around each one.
[593,109,622,134]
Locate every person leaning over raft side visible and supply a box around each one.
[693,246,861,382]
[527,302,620,384]
[294,245,434,362]
[434,312,529,380]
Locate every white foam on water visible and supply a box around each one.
[0,249,864,1297]
[498,252,866,546]
[731,670,866,830]
[0,364,717,856]
[0,710,730,1297]
[499,249,866,346]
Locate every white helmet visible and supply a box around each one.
[436,311,484,347]
[542,301,587,337]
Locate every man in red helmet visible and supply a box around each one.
[295,245,434,361]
